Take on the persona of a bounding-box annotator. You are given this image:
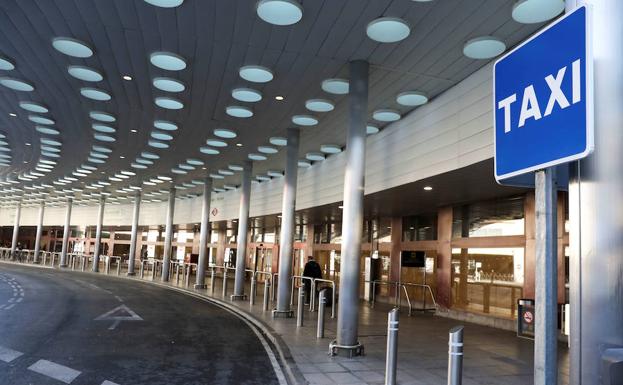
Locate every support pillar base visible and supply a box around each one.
[126,272,136,276]
[272,309,294,318]
[328,340,364,358]
[59,264,68,268]
[194,284,207,289]
[231,294,247,301]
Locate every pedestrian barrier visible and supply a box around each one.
[317,289,327,338]
[183,262,196,288]
[371,280,437,316]
[448,326,464,385]
[289,275,313,308]
[385,308,399,385]
[311,278,336,318]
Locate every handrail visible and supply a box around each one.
[401,282,437,310]
[370,280,437,314]
[311,278,336,318]
[290,275,313,307]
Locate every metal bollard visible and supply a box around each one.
[447,326,464,385]
[210,268,216,294]
[263,280,270,311]
[222,270,228,297]
[175,264,181,284]
[117,259,121,275]
[317,289,327,339]
[152,262,157,280]
[385,308,399,385]
[250,276,257,306]
[185,265,191,288]
[297,286,305,327]
[105,256,110,275]
[140,261,145,278]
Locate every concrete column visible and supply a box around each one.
[10,202,21,258]
[332,60,368,356]
[33,201,45,263]
[274,128,300,315]
[568,1,623,384]
[195,177,213,289]
[92,196,105,272]
[127,191,141,276]
[59,197,73,267]
[161,187,176,282]
[232,160,252,299]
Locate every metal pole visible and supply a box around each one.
[33,201,44,263]
[127,191,141,276]
[534,168,558,385]
[297,286,305,327]
[92,196,105,272]
[105,256,110,275]
[447,326,464,385]
[10,202,21,259]
[222,269,228,297]
[333,60,368,356]
[195,177,212,289]
[59,197,72,267]
[161,187,176,282]
[250,275,257,305]
[232,160,252,300]
[385,308,399,385]
[275,128,300,316]
[210,267,216,294]
[317,289,327,339]
[263,280,270,311]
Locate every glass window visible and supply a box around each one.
[114,231,131,241]
[452,196,525,238]
[226,228,237,243]
[402,214,437,241]
[294,224,307,242]
[329,222,342,244]
[210,230,219,243]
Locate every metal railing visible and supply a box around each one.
[371,280,437,316]
[289,276,337,318]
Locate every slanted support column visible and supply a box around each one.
[162,187,176,282]
[195,177,213,289]
[330,60,368,357]
[33,201,45,263]
[232,160,252,300]
[92,196,105,272]
[59,197,73,267]
[10,201,21,259]
[127,191,141,276]
[274,128,300,317]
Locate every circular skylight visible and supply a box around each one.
[269,136,287,146]
[200,146,219,155]
[68,66,103,82]
[249,153,267,161]
[256,0,303,26]
[93,145,112,153]
[366,17,411,43]
[214,128,237,139]
[512,0,564,24]
[150,52,187,71]
[52,37,93,58]
[367,124,380,135]
[131,163,148,169]
[229,164,243,171]
[43,151,61,158]
[320,144,342,154]
[141,151,159,159]
[36,126,60,135]
[153,77,185,93]
[463,36,506,59]
[321,79,349,95]
[396,91,428,106]
[41,138,61,146]
[154,120,178,131]
[226,105,253,118]
[144,0,184,8]
[92,124,116,133]
[148,139,169,149]
[292,114,318,126]
[306,152,325,161]
[94,133,116,142]
[187,158,204,166]
[218,169,234,176]
[239,65,274,83]
[206,138,227,147]
[29,115,55,125]
[90,152,108,159]
[155,97,184,110]
[151,131,174,141]
[81,87,112,101]
[0,77,34,92]
[232,87,263,103]
[267,170,283,177]
[19,101,48,113]
[90,111,116,122]
[258,145,278,154]
[0,56,15,71]
[210,173,224,179]
[305,99,335,112]
[136,158,154,165]
[298,159,311,168]
[373,109,401,122]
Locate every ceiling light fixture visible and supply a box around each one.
[366,17,411,43]
[155,96,184,110]
[292,114,318,126]
[144,0,184,8]
[305,99,335,112]
[19,101,48,113]
[366,124,380,135]
[321,78,349,95]
[232,87,262,103]
[423,186,433,191]
[153,77,185,93]
[81,87,112,101]
[373,109,401,122]
[214,128,237,139]
[154,120,178,131]
[0,77,35,92]
[396,91,428,106]
[150,52,187,71]
[256,0,303,26]
[52,37,94,58]
[123,75,133,81]
[226,105,253,118]
[275,95,284,101]
[512,0,565,24]
[68,65,103,82]
[463,36,506,59]
[239,65,274,83]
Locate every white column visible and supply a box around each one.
[127,191,141,276]
[33,201,45,263]
[10,202,21,258]
[59,197,73,267]
[92,196,105,272]
[232,160,252,299]
[161,187,176,281]
[195,177,212,289]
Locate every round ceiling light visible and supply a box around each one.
[68,65,103,82]
[36,126,60,135]
[150,52,187,71]
[28,115,55,125]
[232,87,262,103]
[42,151,61,158]
[148,139,169,149]
[144,0,184,8]
[93,145,112,153]
[292,114,318,126]
[200,146,219,155]
[239,65,274,83]
[90,152,108,159]
[373,109,401,122]
[81,87,112,101]
[210,173,224,179]
[154,120,178,131]
[256,175,271,182]
[155,96,184,110]
[321,78,349,95]
[41,138,61,146]
[187,158,204,166]
[0,56,15,70]
[229,164,243,171]
[178,164,195,170]
[89,158,105,164]
[306,152,325,161]
[226,105,253,118]
[269,136,287,146]
[218,169,234,176]
[248,153,267,161]
[298,159,311,168]
[0,77,34,92]
[267,170,283,177]
[256,0,303,26]
[153,77,185,93]
[366,17,411,43]
[367,124,379,135]
[131,163,148,169]
[151,131,173,141]
[214,128,237,139]
[512,0,564,24]
[305,99,335,112]
[320,144,342,154]
[94,133,116,142]
[90,111,116,122]
[463,36,506,59]
[52,37,93,58]
[206,138,227,147]
[41,145,61,153]
[396,91,428,106]
[136,158,154,165]
[92,124,116,133]
[19,101,48,113]
[258,145,278,154]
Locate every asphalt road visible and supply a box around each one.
[0,263,282,385]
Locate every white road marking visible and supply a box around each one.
[28,359,81,384]
[114,295,123,302]
[0,345,23,362]
[94,304,143,330]
[101,381,120,385]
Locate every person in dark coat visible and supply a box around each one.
[302,256,322,305]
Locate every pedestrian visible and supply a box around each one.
[302,256,322,305]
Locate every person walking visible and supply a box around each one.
[302,256,322,305]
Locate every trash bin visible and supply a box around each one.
[517,298,535,339]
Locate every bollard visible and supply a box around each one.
[117,259,121,275]
[250,276,257,306]
[140,261,145,278]
[385,308,399,385]
[447,326,464,385]
[263,280,270,311]
[175,264,181,284]
[151,261,157,280]
[210,268,216,294]
[105,256,110,275]
[185,265,191,288]
[297,286,305,327]
[222,270,228,297]
[317,289,327,339]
